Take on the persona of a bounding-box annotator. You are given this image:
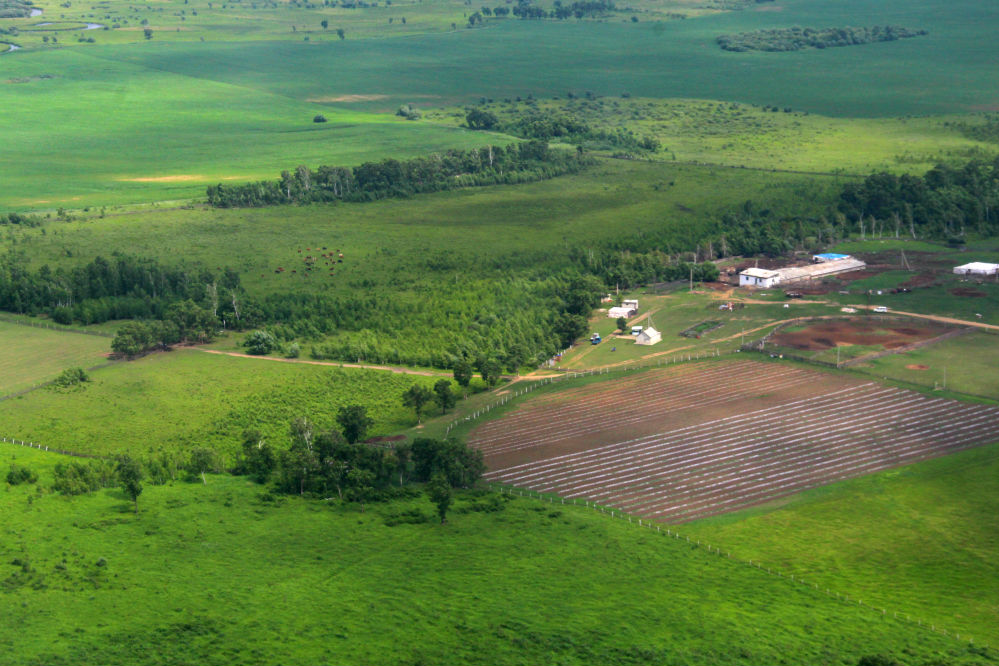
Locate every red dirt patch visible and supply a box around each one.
[906,364,930,370]
[950,287,987,298]
[771,319,948,352]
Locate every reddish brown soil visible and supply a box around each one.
[771,320,947,351]
[950,287,987,298]
[906,364,930,370]
[471,359,999,524]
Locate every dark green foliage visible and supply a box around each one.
[52,459,118,495]
[205,142,588,208]
[0,0,34,17]
[718,26,928,53]
[243,330,277,355]
[6,464,37,485]
[511,0,616,20]
[496,108,659,153]
[238,430,276,483]
[452,359,473,387]
[51,367,90,389]
[615,316,627,332]
[433,379,456,414]
[401,384,433,423]
[478,357,503,386]
[840,157,999,238]
[856,656,900,666]
[186,448,218,484]
[0,252,241,332]
[336,405,373,444]
[312,114,327,123]
[426,472,452,524]
[117,455,143,513]
[111,301,218,357]
[411,437,484,488]
[465,108,498,130]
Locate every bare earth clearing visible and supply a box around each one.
[771,320,949,351]
[471,360,999,523]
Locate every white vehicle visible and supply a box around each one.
[873,306,888,313]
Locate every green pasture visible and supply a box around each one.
[0,443,989,665]
[428,98,999,176]
[853,330,999,399]
[7,160,836,292]
[0,320,111,396]
[90,0,999,119]
[0,48,499,209]
[682,441,999,648]
[0,350,440,458]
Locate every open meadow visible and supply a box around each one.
[0,349,444,458]
[0,442,991,666]
[0,319,111,396]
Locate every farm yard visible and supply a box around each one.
[472,359,999,524]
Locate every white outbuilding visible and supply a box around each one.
[953,262,999,277]
[635,326,661,346]
[739,267,781,289]
[608,306,637,319]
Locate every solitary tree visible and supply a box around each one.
[337,405,373,444]
[321,18,328,29]
[336,27,345,39]
[616,316,627,332]
[480,358,502,386]
[143,27,153,39]
[433,379,456,415]
[392,442,411,486]
[188,448,216,484]
[453,359,473,391]
[118,456,143,513]
[402,384,434,424]
[426,472,452,524]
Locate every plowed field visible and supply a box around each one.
[471,360,999,523]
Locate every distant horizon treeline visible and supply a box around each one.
[206,141,588,208]
[717,25,927,53]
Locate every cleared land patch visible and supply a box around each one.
[472,360,999,523]
[0,320,111,396]
[770,319,950,351]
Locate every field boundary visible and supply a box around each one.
[1,435,97,459]
[840,326,972,367]
[0,314,114,338]
[492,484,995,652]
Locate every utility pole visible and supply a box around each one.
[689,265,694,293]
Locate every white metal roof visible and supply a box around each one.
[954,262,999,272]
[740,268,780,279]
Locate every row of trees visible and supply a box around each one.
[110,299,219,356]
[717,25,927,53]
[507,0,616,20]
[466,108,660,153]
[206,142,588,208]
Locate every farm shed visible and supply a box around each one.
[739,267,781,288]
[775,258,866,284]
[953,262,999,277]
[608,306,637,318]
[635,326,661,345]
[622,299,639,310]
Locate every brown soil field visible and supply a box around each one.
[950,287,987,298]
[470,359,999,523]
[771,319,949,351]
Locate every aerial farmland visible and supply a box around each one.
[1,0,999,663]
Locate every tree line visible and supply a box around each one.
[466,108,661,153]
[205,141,589,208]
[717,25,927,53]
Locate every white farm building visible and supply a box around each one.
[739,268,781,289]
[608,306,637,319]
[953,262,999,277]
[739,257,866,289]
[635,326,661,345]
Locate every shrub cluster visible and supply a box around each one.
[717,25,927,52]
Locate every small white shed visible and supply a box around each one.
[635,326,661,346]
[608,306,637,319]
[739,267,780,288]
[953,262,999,277]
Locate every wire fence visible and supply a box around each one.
[491,483,992,654]
[1,435,96,459]
[0,313,114,338]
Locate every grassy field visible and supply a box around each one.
[0,320,111,396]
[0,48,501,208]
[427,98,999,176]
[853,330,999,398]
[682,441,999,648]
[0,350,443,459]
[0,442,990,666]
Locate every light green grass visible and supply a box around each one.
[853,330,999,398]
[0,320,111,396]
[0,349,441,458]
[682,442,999,647]
[0,442,988,665]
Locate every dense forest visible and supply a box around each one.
[717,25,927,52]
[206,141,588,208]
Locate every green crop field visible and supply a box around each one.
[0,320,111,396]
[0,350,443,458]
[0,442,991,666]
[682,442,999,648]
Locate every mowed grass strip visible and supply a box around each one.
[0,349,437,457]
[0,321,111,396]
[0,443,986,666]
[683,442,999,648]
